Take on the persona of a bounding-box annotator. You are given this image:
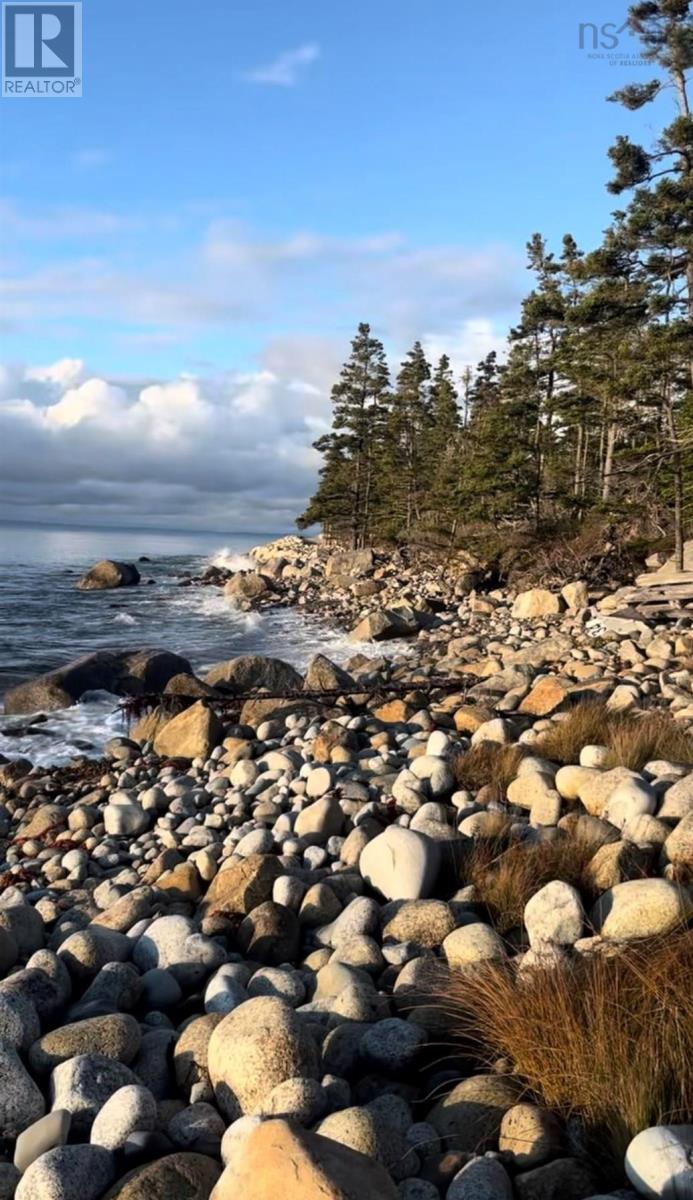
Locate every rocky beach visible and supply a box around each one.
[0,535,692,1200]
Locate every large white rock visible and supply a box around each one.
[625,1124,693,1198]
[524,881,584,948]
[103,803,149,837]
[359,826,440,901]
[603,778,657,831]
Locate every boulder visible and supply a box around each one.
[428,1074,519,1151]
[205,655,303,693]
[224,573,274,604]
[209,1117,398,1200]
[303,655,355,692]
[208,997,320,1118]
[0,1041,45,1138]
[132,915,225,988]
[590,879,693,941]
[511,590,562,620]
[76,560,140,590]
[325,549,375,579]
[236,903,300,966]
[202,856,282,918]
[102,1154,221,1200]
[624,1124,693,1199]
[349,610,418,642]
[523,882,584,948]
[359,826,440,901]
[152,702,223,760]
[15,1145,115,1200]
[561,581,589,611]
[519,677,569,717]
[4,649,191,715]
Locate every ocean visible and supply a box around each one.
[0,522,373,766]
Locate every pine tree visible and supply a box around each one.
[297,322,390,548]
[607,0,693,564]
[388,342,432,536]
[427,355,462,533]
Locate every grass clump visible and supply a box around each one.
[451,742,527,799]
[434,930,693,1176]
[537,701,693,771]
[462,832,605,935]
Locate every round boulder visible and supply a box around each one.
[208,996,320,1118]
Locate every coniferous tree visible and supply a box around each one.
[298,10,691,561]
[607,0,693,564]
[298,322,390,548]
[427,355,462,532]
[388,342,432,536]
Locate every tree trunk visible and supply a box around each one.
[602,422,618,501]
[663,388,685,572]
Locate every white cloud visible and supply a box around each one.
[26,358,86,388]
[0,318,513,530]
[0,349,336,530]
[423,318,508,378]
[242,42,320,87]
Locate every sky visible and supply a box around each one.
[0,0,665,532]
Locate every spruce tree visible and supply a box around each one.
[388,342,432,536]
[607,0,693,564]
[297,322,390,548]
[427,355,462,533]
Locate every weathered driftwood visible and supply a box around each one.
[118,674,479,724]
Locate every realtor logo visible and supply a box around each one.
[3,2,82,96]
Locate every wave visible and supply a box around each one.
[113,612,138,625]
[0,691,125,768]
[209,546,253,572]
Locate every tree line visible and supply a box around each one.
[298,1,693,567]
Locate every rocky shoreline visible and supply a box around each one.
[0,536,691,1200]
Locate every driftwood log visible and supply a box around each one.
[119,674,481,726]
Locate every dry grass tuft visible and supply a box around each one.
[432,930,693,1174]
[462,832,605,935]
[536,701,693,771]
[451,742,527,800]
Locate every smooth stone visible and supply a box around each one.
[90,1085,157,1152]
[361,1018,427,1072]
[132,916,225,989]
[210,1117,398,1198]
[524,882,584,948]
[14,1110,71,1173]
[100,1153,221,1199]
[446,1156,513,1199]
[359,826,440,901]
[590,880,693,941]
[625,1124,693,1199]
[29,1014,141,1073]
[50,1054,137,1136]
[442,923,506,966]
[208,996,320,1118]
[15,1145,115,1200]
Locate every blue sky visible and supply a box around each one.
[0,0,665,529]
